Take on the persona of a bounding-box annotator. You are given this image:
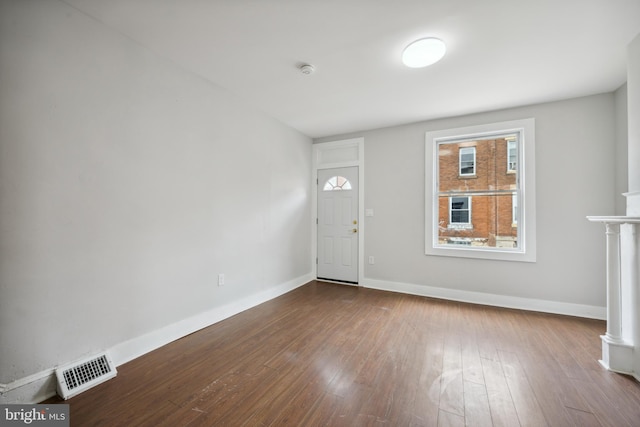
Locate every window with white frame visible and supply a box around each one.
[449,196,471,226]
[426,118,536,262]
[507,139,517,172]
[459,147,476,176]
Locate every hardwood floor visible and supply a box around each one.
[43,281,640,426]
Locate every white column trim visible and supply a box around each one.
[588,216,640,377]
[604,222,623,342]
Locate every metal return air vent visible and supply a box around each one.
[55,352,117,399]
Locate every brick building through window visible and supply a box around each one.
[437,136,518,248]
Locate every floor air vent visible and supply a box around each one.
[55,352,117,399]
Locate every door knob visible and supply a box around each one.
[352,228,358,233]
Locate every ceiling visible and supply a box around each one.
[64,0,640,139]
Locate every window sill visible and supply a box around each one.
[447,224,473,230]
[426,244,534,262]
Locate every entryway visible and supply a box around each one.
[317,166,359,284]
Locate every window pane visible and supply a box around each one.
[437,134,520,249]
[440,137,517,193]
[323,175,352,191]
[459,147,475,175]
[451,210,469,223]
[460,164,474,175]
[451,197,468,209]
[507,140,517,171]
[439,193,517,248]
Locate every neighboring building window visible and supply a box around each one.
[323,176,352,191]
[450,196,471,225]
[459,147,476,176]
[507,139,517,172]
[426,118,536,262]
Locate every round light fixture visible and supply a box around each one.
[402,37,446,68]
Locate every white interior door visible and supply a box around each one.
[317,167,359,284]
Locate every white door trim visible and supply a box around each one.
[312,138,364,285]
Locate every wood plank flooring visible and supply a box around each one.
[43,281,640,426]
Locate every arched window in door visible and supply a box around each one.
[323,176,352,191]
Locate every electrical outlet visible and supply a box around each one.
[218,273,225,286]
[368,256,375,265]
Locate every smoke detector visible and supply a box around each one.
[299,64,316,75]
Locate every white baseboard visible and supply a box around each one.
[361,278,607,320]
[0,370,58,406]
[0,273,313,404]
[109,273,312,366]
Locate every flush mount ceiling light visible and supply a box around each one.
[402,37,446,68]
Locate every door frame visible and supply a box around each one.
[312,138,364,285]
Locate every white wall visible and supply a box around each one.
[0,0,312,400]
[628,32,640,382]
[628,34,640,198]
[316,94,616,312]
[614,84,628,215]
